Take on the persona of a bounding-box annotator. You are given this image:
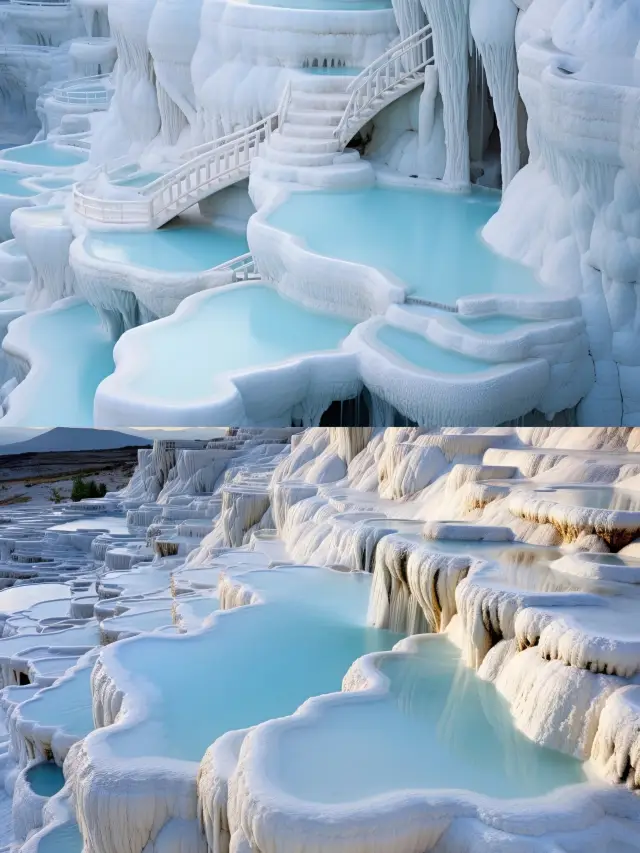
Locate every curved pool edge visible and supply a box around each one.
[208,633,638,853]
[93,280,361,428]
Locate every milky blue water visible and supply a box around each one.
[30,177,74,190]
[17,663,94,742]
[6,300,113,427]
[0,583,70,615]
[458,315,533,335]
[85,223,248,273]
[376,325,495,373]
[267,187,541,305]
[102,567,402,763]
[273,635,585,802]
[49,516,128,533]
[32,822,82,853]
[26,763,65,798]
[122,284,353,402]
[2,142,87,168]
[0,171,37,197]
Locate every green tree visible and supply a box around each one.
[71,476,88,502]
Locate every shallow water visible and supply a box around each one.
[6,300,114,427]
[49,516,128,533]
[458,315,535,335]
[267,187,542,304]
[0,171,37,197]
[102,567,401,763]
[531,485,640,513]
[2,142,86,168]
[17,663,94,742]
[376,325,496,372]
[0,583,70,615]
[86,222,248,273]
[120,284,353,402]
[32,822,82,853]
[273,635,586,803]
[26,763,65,798]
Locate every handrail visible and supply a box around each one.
[52,73,113,104]
[334,24,434,144]
[73,90,290,227]
[213,252,260,282]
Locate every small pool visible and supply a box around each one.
[0,583,70,615]
[28,177,74,191]
[49,516,128,533]
[97,566,402,764]
[102,605,175,636]
[85,221,249,273]
[29,822,83,853]
[267,187,541,305]
[531,485,640,513]
[3,300,114,427]
[0,171,37,197]
[458,315,535,335]
[114,284,354,403]
[270,635,586,803]
[16,661,95,745]
[375,325,495,373]
[26,762,65,798]
[1,142,87,168]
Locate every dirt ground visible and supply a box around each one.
[0,448,141,508]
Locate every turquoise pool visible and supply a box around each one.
[458,315,536,335]
[269,635,586,803]
[2,142,87,168]
[267,187,542,305]
[0,171,37,197]
[5,300,114,427]
[98,567,402,763]
[26,763,65,798]
[376,324,495,372]
[86,222,249,273]
[117,284,354,402]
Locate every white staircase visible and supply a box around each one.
[265,24,434,170]
[72,24,434,229]
[73,110,282,228]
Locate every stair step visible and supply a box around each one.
[281,122,338,139]
[289,71,358,94]
[286,109,343,127]
[264,146,341,167]
[269,133,341,154]
[290,91,351,111]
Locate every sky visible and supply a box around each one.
[0,428,227,455]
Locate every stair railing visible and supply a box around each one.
[334,24,434,146]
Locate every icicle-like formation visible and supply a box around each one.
[482,642,626,760]
[419,0,470,187]
[469,0,520,189]
[368,534,472,633]
[591,685,640,790]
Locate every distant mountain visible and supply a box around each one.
[0,428,152,456]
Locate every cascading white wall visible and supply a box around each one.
[91,0,160,161]
[419,0,470,187]
[484,0,640,426]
